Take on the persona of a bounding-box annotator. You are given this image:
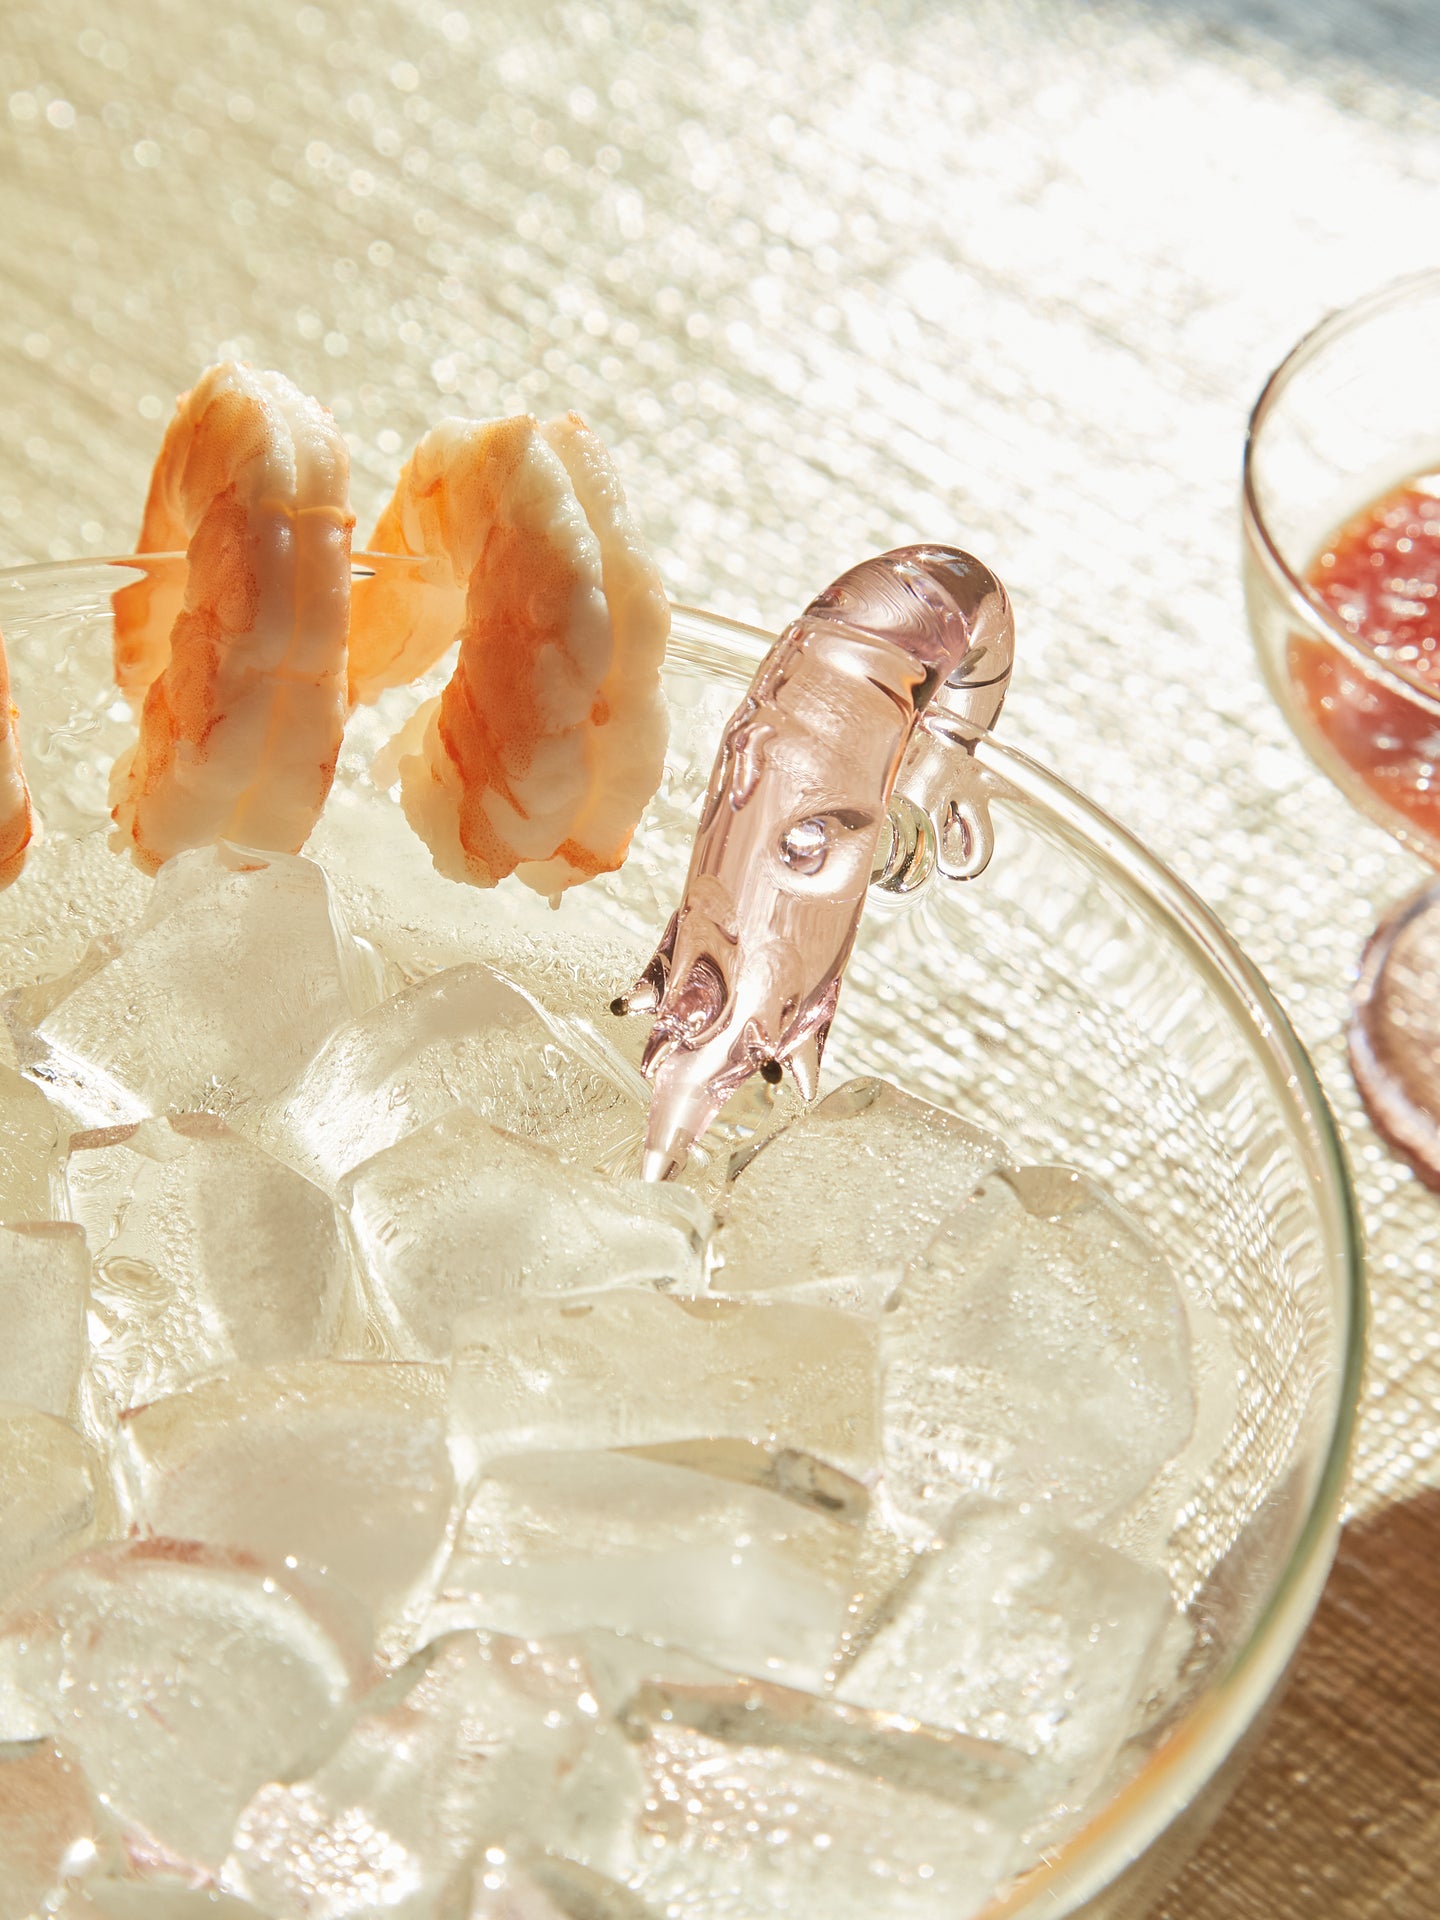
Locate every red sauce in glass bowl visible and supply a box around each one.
[1289,481,1440,843]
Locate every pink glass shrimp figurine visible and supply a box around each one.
[620,544,1014,1181]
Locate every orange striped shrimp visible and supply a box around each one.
[109,363,354,875]
[346,416,486,708]
[356,411,669,897]
[0,627,34,888]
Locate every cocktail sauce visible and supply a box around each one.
[1290,481,1440,842]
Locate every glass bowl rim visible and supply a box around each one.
[1242,264,1440,724]
[0,561,1365,1915]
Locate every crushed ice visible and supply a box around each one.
[0,842,1217,1915]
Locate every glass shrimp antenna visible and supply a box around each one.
[618,545,1015,1182]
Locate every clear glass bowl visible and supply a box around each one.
[0,559,1362,1917]
[1243,269,1440,1184]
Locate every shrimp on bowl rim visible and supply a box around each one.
[0,626,33,889]
[353,411,669,898]
[109,362,354,876]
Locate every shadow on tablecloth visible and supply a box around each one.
[1151,1488,1440,1920]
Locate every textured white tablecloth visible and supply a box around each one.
[3,1,1440,1909]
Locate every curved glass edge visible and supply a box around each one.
[0,550,443,593]
[0,568,1364,1917]
[1241,265,1440,725]
[964,736,1364,1912]
[671,603,1364,1917]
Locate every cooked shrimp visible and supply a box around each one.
[0,627,34,888]
[520,412,671,896]
[109,363,354,875]
[359,411,669,896]
[347,417,483,707]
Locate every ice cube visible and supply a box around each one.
[621,1439,870,1526]
[19,845,383,1128]
[235,962,647,1194]
[0,1407,102,1611]
[0,829,149,1001]
[67,1116,352,1414]
[449,1289,880,1483]
[307,775,651,1030]
[563,1625,740,1721]
[485,928,653,1061]
[0,1223,87,1415]
[620,1673,1023,1920]
[0,1065,64,1223]
[0,1736,116,1920]
[628,1672,1028,1797]
[677,1077,803,1213]
[837,1499,1174,1814]
[882,1167,1195,1529]
[0,1539,369,1871]
[836,1496,928,1670]
[226,1630,622,1918]
[468,1851,660,1920]
[343,1112,712,1357]
[717,1078,1010,1294]
[432,1450,859,1690]
[118,1361,454,1648]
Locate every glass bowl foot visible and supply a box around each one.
[1349,877,1440,1190]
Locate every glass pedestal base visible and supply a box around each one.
[1349,878,1440,1190]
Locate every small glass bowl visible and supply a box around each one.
[1244,269,1440,1183]
[0,561,1362,1916]
[1244,267,1440,861]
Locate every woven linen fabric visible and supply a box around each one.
[3,1,1440,1910]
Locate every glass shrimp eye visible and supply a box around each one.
[777,808,876,881]
[778,816,831,875]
